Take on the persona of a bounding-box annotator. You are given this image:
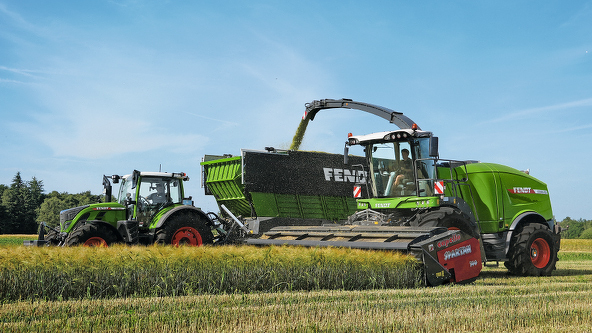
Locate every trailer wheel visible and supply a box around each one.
[414,207,478,238]
[65,223,118,247]
[505,223,557,276]
[155,211,213,246]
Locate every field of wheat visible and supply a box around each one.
[1,238,591,332]
[0,241,420,301]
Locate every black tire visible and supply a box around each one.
[504,223,558,276]
[155,211,214,246]
[64,223,118,247]
[413,207,478,238]
[44,228,61,246]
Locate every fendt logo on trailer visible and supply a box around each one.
[323,168,367,183]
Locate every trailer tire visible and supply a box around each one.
[155,211,213,246]
[505,223,557,276]
[65,223,118,247]
[414,207,478,238]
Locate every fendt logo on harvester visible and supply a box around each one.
[508,187,548,194]
[323,168,367,183]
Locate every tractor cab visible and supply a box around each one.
[116,171,188,227]
[347,128,439,199]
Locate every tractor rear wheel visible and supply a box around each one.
[414,207,478,238]
[65,223,118,247]
[155,212,213,246]
[505,223,557,276]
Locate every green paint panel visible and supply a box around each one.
[201,156,251,216]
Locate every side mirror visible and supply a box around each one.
[131,170,140,189]
[429,137,439,157]
[102,175,112,203]
[344,144,349,165]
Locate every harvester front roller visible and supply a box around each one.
[246,225,483,286]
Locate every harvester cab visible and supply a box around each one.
[346,128,439,198]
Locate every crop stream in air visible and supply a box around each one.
[289,118,310,151]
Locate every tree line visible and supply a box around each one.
[0,172,101,234]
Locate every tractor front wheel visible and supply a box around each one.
[44,228,62,246]
[155,212,213,246]
[64,223,118,247]
[505,223,558,276]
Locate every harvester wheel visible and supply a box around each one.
[155,212,213,246]
[505,223,557,276]
[414,207,478,238]
[64,223,118,247]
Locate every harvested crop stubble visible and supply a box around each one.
[0,244,421,301]
[3,275,592,332]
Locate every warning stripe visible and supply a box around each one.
[353,186,362,198]
[434,181,444,195]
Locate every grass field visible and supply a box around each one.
[1,237,591,332]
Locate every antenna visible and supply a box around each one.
[159,164,162,172]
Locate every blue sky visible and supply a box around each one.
[1,1,591,220]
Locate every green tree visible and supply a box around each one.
[0,173,48,234]
[559,217,585,239]
[0,184,7,234]
[1,172,28,233]
[579,228,592,239]
[23,177,45,233]
[36,192,66,228]
[36,191,102,228]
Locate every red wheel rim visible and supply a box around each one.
[530,238,551,268]
[84,237,108,247]
[171,227,203,246]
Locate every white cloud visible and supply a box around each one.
[481,98,592,124]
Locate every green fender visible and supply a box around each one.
[152,205,212,229]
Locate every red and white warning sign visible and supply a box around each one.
[353,185,362,198]
[434,181,445,195]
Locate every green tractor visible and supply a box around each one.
[343,119,560,276]
[30,171,232,247]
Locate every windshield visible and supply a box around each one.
[368,137,436,197]
[139,177,182,204]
